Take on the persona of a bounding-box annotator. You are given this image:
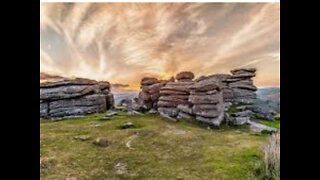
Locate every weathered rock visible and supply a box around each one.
[131,101,143,111]
[231,68,256,75]
[193,104,219,111]
[157,100,190,107]
[228,79,253,86]
[195,114,224,127]
[177,111,194,119]
[229,117,250,126]
[190,90,218,95]
[161,85,193,93]
[40,101,49,117]
[229,84,257,91]
[73,135,91,141]
[192,79,220,92]
[48,94,107,117]
[119,98,132,107]
[93,138,110,147]
[150,93,160,101]
[127,110,142,116]
[106,110,118,117]
[230,73,256,79]
[147,83,164,94]
[40,84,100,101]
[147,109,158,114]
[176,71,195,80]
[121,122,134,129]
[248,120,277,133]
[231,110,253,117]
[137,78,168,111]
[160,90,189,95]
[40,78,113,118]
[115,162,127,175]
[223,102,233,111]
[40,78,98,88]
[195,74,232,82]
[106,93,115,109]
[159,95,189,102]
[138,91,150,101]
[158,107,179,117]
[159,112,177,121]
[141,77,160,86]
[248,105,277,121]
[177,104,193,114]
[189,94,222,104]
[193,109,222,118]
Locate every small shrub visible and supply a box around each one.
[263,132,280,179]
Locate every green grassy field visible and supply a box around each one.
[40,112,276,180]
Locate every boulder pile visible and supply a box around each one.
[189,78,224,126]
[195,68,257,125]
[196,68,257,105]
[228,68,257,105]
[157,72,195,118]
[135,77,170,111]
[40,78,114,118]
[134,68,264,127]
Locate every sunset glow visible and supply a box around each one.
[40,3,280,89]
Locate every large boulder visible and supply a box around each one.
[40,84,100,101]
[189,94,222,104]
[141,77,160,86]
[195,114,224,127]
[40,78,98,88]
[48,94,107,117]
[231,68,256,75]
[176,71,195,81]
[40,78,113,118]
[158,107,179,117]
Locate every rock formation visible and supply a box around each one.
[40,78,114,118]
[158,81,195,117]
[195,68,257,125]
[157,72,195,118]
[157,71,225,126]
[135,77,173,111]
[134,67,275,127]
[189,78,224,126]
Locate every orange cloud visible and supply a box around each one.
[40,3,280,89]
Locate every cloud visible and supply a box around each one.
[40,3,280,89]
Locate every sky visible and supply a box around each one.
[40,3,280,90]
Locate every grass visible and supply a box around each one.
[41,112,271,180]
[263,132,280,180]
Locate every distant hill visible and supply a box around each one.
[256,87,280,102]
[255,87,280,112]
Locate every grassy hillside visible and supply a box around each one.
[40,113,273,180]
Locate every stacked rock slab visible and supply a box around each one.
[189,78,225,126]
[158,72,195,118]
[195,74,233,103]
[136,77,170,110]
[196,68,257,105]
[40,78,114,118]
[228,68,257,105]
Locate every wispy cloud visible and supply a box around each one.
[40,3,280,88]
